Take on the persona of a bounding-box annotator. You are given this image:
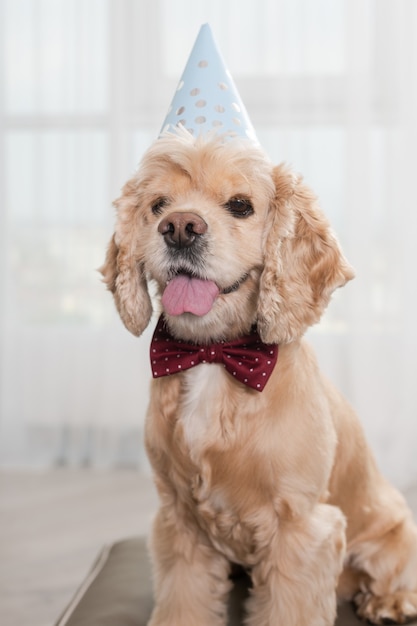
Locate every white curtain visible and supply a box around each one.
[1,0,416,488]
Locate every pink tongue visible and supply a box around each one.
[162,275,220,317]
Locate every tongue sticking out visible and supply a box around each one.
[162,275,220,317]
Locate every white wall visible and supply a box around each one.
[1,0,417,489]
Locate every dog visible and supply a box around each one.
[101,130,417,626]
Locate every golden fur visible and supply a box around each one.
[101,131,417,626]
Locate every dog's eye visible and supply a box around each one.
[224,197,254,218]
[151,197,169,215]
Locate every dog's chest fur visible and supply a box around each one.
[173,364,274,564]
[180,364,227,455]
[147,357,332,566]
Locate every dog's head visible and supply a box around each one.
[100,132,354,344]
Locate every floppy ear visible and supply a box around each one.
[257,164,354,344]
[99,180,153,337]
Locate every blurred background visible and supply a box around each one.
[1,0,417,488]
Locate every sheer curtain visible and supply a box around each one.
[1,0,416,488]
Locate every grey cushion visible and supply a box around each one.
[54,536,371,625]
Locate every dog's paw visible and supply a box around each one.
[354,590,417,624]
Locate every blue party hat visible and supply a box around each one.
[160,24,257,143]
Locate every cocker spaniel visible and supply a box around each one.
[101,131,417,626]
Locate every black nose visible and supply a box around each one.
[158,212,208,249]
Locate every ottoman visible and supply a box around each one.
[54,536,370,626]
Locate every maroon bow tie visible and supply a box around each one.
[150,317,278,392]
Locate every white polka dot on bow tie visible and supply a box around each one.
[166,368,170,372]
[262,372,266,376]
[257,384,261,388]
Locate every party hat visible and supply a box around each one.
[160,24,257,143]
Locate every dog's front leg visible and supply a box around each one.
[147,506,232,626]
[245,504,346,626]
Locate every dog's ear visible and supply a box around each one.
[99,180,153,337]
[257,164,354,344]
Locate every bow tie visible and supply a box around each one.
[150,317,278,392]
